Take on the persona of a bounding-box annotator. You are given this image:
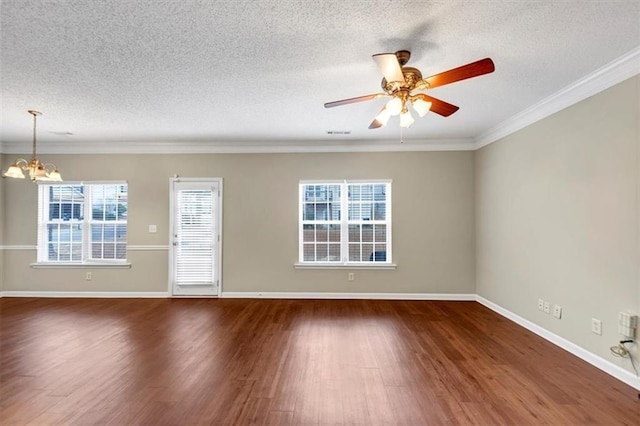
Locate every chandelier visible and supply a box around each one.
[2,110,62,182]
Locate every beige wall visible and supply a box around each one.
[476,76,639,366]
[1,151,476,294]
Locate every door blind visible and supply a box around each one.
[174,189,215,286]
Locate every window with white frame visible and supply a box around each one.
[299,180,391,264]
[37,182,128,263]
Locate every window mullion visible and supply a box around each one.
[83,185,92,262]
[341,181,348,263]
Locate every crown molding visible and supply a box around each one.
[0,138,475,155]
[474,47,640,149]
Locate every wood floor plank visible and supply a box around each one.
[1,298,639,425]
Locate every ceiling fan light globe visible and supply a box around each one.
[400,110,415,128]
[374,108,391,126]
[386,97,403,116]
[412,99,432,117]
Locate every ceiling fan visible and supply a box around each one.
[324,50,495,129]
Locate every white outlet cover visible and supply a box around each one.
[553,305,562,319]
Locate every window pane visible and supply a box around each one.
[92,243,103,258]
[371,247,386,262]
[116,243,126,260]
[360,185,373,201]
[103,243,115,259]
[59,224,72,242]
[71,243,82,261]
[92,205,105,220]
[72,225,83,242]
[362,244,373,262]
[328,244,340,261]
[116,224,127,242]
[92,225,103,242]
[303,244,315,261]
[348,244,361,262]
[373,202,386,220]
[348,225,360,242]
[348,185,360,201]
[316,224,328,242]
[328,224,340,242]
[104,224,116,242]
[374,224,386,243]
[362,225,373,242]
[316,244,328,261]
[374,184,386,201]
[303,204,314,220]
[303,224,315,242]
[59,243,71,261]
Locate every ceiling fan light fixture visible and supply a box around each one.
[399,109,415,128]
[412,98,432,117]
[374,107,391,126]
[386,97,403,116]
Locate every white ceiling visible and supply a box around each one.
[1,0,639,152]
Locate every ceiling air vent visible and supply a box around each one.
[326,130,351,135]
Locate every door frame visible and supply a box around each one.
[168,177,223,297]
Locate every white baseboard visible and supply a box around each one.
[0,291,169,298]
[475,295,640,391]
[220,291,476,300]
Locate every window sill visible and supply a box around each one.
[30,262,132,269]
[294,263,397,270]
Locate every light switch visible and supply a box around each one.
[148,225,157,233]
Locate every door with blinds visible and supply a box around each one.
[170,178,222,296]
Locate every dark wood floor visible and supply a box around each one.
[1,298,638,425]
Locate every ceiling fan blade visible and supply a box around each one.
[372,53,405,83]
[368,118,384,129]
[414,94,459,117]
[424,58,495,89]
[324,93,385,108]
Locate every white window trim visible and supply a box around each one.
[293,262,396,270]
[297,179,394,268]
[36,181,129,266]
[30,262,132,269]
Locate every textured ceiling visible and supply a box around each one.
[1,0,639,150]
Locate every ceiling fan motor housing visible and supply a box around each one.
[381,66,424,93]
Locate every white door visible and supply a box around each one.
[170,178,222,296]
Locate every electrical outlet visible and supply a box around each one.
[591,318,602,335]
[86,272,92,281]
[537,299,544,311]
[553,305,562,319]
[348,272,354,281]
[543,301,550,314]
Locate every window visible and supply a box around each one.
[37,182,128,263]
[299,180,391,265]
